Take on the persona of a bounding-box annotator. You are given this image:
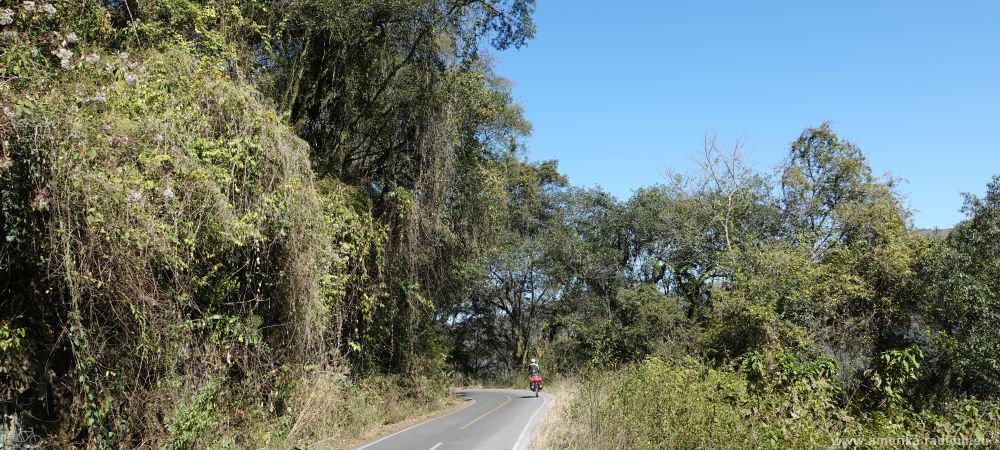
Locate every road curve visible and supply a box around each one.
[351,388,550,450]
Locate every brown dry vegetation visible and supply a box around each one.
[272,373,458,449]
[528,379,579,450]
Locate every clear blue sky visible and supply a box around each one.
[495,1,1000,229]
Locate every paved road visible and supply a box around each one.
[351,388,550,450]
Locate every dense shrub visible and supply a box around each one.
[1,40,346,443]
[0,2,393,442]
[547,357,1000,449]
[1,0,531,445]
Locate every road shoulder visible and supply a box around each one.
[527,381,578,450]
[514,390,551,450]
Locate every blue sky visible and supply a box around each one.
[495,1,1000,229]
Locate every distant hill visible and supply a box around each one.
[916,228,953,239]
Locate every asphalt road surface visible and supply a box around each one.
[351,388,551,450]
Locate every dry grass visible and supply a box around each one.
[455,373,522,389]
[330,395,466,450]
[274,372,461,450]
[529,378,582,450]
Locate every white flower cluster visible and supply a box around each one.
[126,190,143,204]
[18,1,55,17]
[52,46,73,69]
[127,60,146,74]
[124,71,139,86]
[122,60,145,86]
[2,106,14,119]
[0,8,14,26]
[81,91,107,104]
[50,30,86,70]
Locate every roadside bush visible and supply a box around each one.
[546,357,1000,449]
[0,31,347,446]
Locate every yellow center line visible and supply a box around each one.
[459,394,511,430]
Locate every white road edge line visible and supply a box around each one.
[352,398,477,450]
[429,442,443,450]
[512,391,551,450]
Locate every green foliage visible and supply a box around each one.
[267,0,535,183]
[0,321,25,351]
[781,122,903,256]
[165,380,224,450]
[133,0,271,62]
[0,0,540,445]
[0,37,337,447]
[551,357,1000,449]
[866,346,924,412]
[446,157,569,375]
[571,285,687,368]
[185,314,266,348]
[457,124,999,445]
[913,175,1000,401]
[4,0,1000,445]
[0,320,31,404]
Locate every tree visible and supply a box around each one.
[254,0,540,374]
[916,175,1000,400]
[446,158,567,374]
[624,137,777,320]
[268,0,535,186]
[780,123,904,258]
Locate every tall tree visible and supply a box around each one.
[780,123,897,257]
